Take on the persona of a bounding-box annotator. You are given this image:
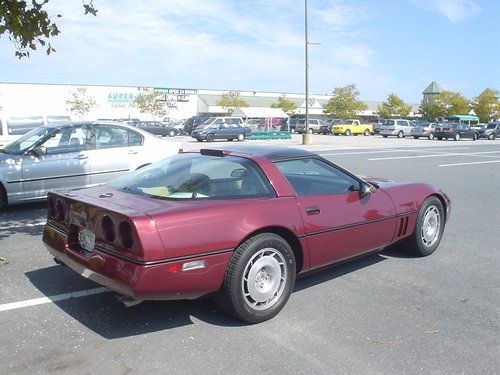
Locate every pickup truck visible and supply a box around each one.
[332,119,373,136]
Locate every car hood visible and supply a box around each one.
[0,152,21,165]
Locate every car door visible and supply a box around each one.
[274,158,397,269]
[21,125,91,199]
[87,124,144,185]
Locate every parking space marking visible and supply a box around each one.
[369,150,500,161]
[321,147,473,156]
[439,160,500,167]
[0,221,46,231]
[0,287,109,312]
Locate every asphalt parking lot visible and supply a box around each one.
[1,135,499,374]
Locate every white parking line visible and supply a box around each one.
[0,221,46,231]
[0,287,109,312]
[369,150,500,161]
[439,160,500,167]
[321,147,473,156]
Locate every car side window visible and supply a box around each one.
[41,126,88,154]
[128,130,143,146]
[274,158,360,196]
[95,126,129,149]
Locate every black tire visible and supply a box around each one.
[428,133,435,140]
[454,133,460,141]
[397,131,404,138]
[0,186,7,211]
[237,133,245,142]
[437,137,442,140]
[307,128,313,134]
[196,138,203,142]
[228,138,234,142]
[206,133,215,142]
[168,130,176,137]
[344,129,351,136]
[363,129,370,136]
[473,133,478,141]
[383,135,388,138]
[413,136,419,139]
[488,133,495,140]
[401,196,445,257]
[290,128,295,134]
[215,233,296,323]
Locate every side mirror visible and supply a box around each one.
[31,146,47,157]
[360,182,376,199]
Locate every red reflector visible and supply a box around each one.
[167,264,182,273]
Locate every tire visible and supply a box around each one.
[215,233,296,323]
[206,133,215,142]
[437,137,442,140]
[428,133,435,140]
[383,135,388,138]
[228,138,234,142]
[290,128,295,134]
[473,133,478,141]
[397,131,404,138]
[196,138,203,142]
[488,133,495,140]
[454,133,460,141]
[168,130,176,137]
[413,136,419,139]
[0,186,7,211]
[400,196,445,257]
[237,133,245,142]
[363,129,370,136]
[344,129,351,136]
[307,128,313,134]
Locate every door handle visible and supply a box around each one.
[127,150,138,155]
[75,154,88,160]
[305,206,320,215]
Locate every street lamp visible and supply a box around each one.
[302,0,314,145]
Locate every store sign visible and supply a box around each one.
[107,92,136,108]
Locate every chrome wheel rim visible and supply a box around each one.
[242,248,287,310]
[421,206,441,247]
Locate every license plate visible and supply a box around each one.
[78,228,95,253]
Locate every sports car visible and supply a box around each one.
[43,145,450,323]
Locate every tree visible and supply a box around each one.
[132,88,168,121]
[323,84,367,119]
[66,87,96,119]
[377,93,412,118]
[419,91,470,121]
[471,88,500,123]
[0,0,97,58]
[216,91,249,114]
[271,96,298,116]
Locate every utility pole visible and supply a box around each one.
[302,0,313,145]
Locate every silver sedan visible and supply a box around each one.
[0,121,181,209]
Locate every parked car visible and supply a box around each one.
[183,116,212,134]
[191,123,251,142]
[295,119,325,134]
[332,119,373,136]
[0,121,181,209]
[195,117,245,131]
[372,120,385,134]
[285,118,301,133]
[477,122,500,140]
[131,121,180,137]
[44,145,450,323]
[411,122,439,140]
[379,119,414,138]
[319,119,342,135]
[434,123,478,141]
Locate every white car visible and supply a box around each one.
[0,121,181,209]
[379,119,414,138]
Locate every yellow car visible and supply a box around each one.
[332,120,373,136]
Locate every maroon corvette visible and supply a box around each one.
[43,145,450,323]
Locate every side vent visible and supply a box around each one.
[397,216,409,238]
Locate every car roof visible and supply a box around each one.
[199,145,316,162]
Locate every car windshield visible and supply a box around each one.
[383,120,394,125]
[1,126,56,155]
[107,152,275,200]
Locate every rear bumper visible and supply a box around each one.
[43,224,232,301]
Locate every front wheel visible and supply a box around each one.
[363,129,370,136]
[344,129,351,136]
[307,128,313,134]
[488,133,495,140]
[397,131,404,138]
[237,133,245,142]
[428,133,435,140]
[413,136,419,139]
[0,187,7,211]
[401,196,445,257]
[215,233,296,323]
[473,133,478,141]
[383,135,388,138]
[290,128,295,134]
[168,129,176,137]
[206,133,215,142]
[454,133,460,141]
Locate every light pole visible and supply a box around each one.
[302,0,313,145]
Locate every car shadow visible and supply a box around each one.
[26,253,386,338]
[0,202,47,239]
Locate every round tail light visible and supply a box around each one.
[118,221,134,249]
[101,216,115,242]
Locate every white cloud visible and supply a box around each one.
[411,0,482,22]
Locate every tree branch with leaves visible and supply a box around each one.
[323,84,367,119]
[133,88,168,121]
[66,87,96,119]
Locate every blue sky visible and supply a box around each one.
[0,0,498,103]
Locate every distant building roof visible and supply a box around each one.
[422,81,443,95]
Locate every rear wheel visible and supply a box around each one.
[206,133,215,142]
[428,133,435,140]
[437,136,442,140]
[397,131,404,138]
[488,133,495,140]
[237,133,245,142]
[307,128,313,134]
[383,135,388,138]
[413,136,419,139]
[401,196,445,257]
[473,133,478,141]
[0,186,7,211]
[215,233,296,323]
[290,128,295,134]
[344,129,351,136]
[168,129,176,137]
[454,133,460,141]
[363,129,370,136]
